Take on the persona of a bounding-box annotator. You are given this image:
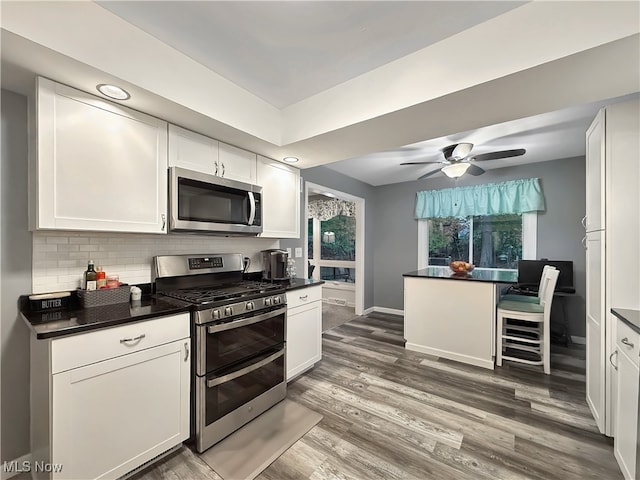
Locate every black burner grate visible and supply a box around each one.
[160,281,283,305]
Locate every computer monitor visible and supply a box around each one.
[517,260,575,293]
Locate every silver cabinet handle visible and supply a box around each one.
[120,334,146,345]
[622,337,635,348]
[221,162,225,177]
[610,350,618,370]
[299,295,308,301]
[184,342,189,362]
[214,161,219,176]
[161,213,166,231]
[581,215,587,229]
[581,236,587,249]
[207,349,284,388]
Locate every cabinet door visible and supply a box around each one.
[585,108,605,232]
[51,338,190,480]
[586,230,606,433]
[286,300,322,381]
[257,155,300,238]
[168,124,219,175]
[36,77,168,234]
[614,345,639,479]
[218,142,257,184]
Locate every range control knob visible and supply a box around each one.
[224,306,233,316]
[246,301,254,311]
[211,310,220,320]
[273,296,280,305]
[265,298,272,306]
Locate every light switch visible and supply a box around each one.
[286,248,292,257]
[294,247,302,258]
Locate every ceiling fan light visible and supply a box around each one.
[442,162,471,178]
[450,142,473,160]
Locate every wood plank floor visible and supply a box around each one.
[134,312,622,480]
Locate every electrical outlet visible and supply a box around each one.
[286,248,292,257]
[294,247,302,258]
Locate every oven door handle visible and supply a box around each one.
[206,307,286,334]
[247,192,256,226]
[206,349,284,388]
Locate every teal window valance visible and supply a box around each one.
[415,178,545,219]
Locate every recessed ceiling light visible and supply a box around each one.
[96,84,130,100]
[283,156,299,163]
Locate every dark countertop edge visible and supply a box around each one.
[283,279,325,292]
[22,297,191,340]
[612,308,640,335]
[403,268,518,284]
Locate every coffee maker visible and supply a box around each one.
[261,249,289,281]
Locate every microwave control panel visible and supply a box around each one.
[189,257,223,270]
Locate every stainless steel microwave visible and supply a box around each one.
[169,167,262,235]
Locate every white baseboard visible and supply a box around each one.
[570,336,586,345]
[2,453,32,480]
[362,306,404,317]
[405,343,495,370]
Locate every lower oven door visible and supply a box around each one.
[195,346,286,452]
[196,306,286,376]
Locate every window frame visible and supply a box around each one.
[308,216,356,287]
[417,212,537,270]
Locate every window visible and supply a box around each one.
[308,213,356,283]
[418,212,536,270]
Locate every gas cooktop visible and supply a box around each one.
[160,280,283,305]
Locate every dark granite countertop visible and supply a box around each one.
[281,278,325,291]
[612,308,640,334]
[21,294,191,340]
[403,267,518,284]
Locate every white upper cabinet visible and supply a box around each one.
[168,124,219,175]
[257,155,300,238]
[585,108,605,232]
[35,77,168,234]
[168,125,257,184]
[218,142,257,184]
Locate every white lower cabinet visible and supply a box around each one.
[31,313,191,480]
[614,318,640,479]
[286,286,322,381]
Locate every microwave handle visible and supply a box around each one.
[248,192,256,225]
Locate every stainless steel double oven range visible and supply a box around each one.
[153,253,286,453]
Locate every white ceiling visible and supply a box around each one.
[1,1,639,186]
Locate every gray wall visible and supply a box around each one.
[1,89,32,461]
[281,166,377,310]
[373,156,587,337]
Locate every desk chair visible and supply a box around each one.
[501,265,557,304]
[496,268,559,374]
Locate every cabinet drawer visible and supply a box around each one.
[52,313,190,373]
[617,318,640,367]
[286,286,322,310]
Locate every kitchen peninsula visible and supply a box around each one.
[403,267,517,369]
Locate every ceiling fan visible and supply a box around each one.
[400,142,526,179]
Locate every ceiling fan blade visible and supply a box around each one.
[472,148,526,162]
[417,168,442,180]
[466,164,485,176]
[400,161,445,165]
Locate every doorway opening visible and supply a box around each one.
[304,182,364,322]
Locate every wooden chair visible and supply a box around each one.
[496,268,559,374]
[500,264,556,304]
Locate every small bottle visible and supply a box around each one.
[96,267,107,289]
[84,260,97,291]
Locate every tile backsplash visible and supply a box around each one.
[32,231,280,294]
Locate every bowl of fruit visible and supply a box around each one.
[449,260,475,274]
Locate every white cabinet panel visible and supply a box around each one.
[168,124,218,175]
[286,286,322,381]
[614,319,640,479]
[52,339,190,480]
[36,77,168,234]
[257,155,300,238]
[218,142,257,184]
[585,109,605,232]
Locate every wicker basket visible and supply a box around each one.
[77,286,130,308]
